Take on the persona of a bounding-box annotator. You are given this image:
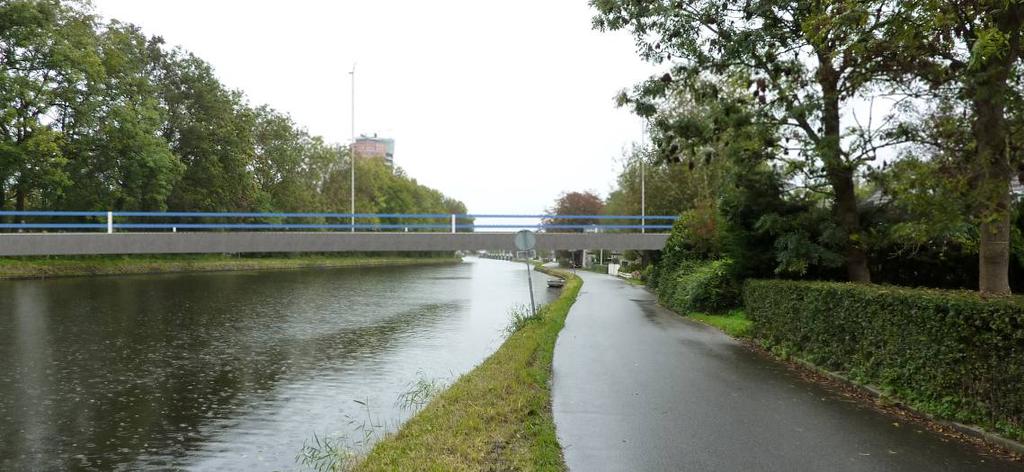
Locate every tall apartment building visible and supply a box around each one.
[352,135,395,167]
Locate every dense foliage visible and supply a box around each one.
[592,0,1024,295]
[744,279,1024,440]
[545,191,605,230]
[0,0,466,217]
[657,259,739,314]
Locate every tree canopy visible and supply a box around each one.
[593,0,1023,294]
[546,191,605,230]
[0,0,467,219]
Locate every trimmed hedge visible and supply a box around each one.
[744,279,1024,440]
[658,259,739,314]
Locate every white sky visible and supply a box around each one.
[91,0,657,216]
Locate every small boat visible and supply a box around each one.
[547,278,565,288]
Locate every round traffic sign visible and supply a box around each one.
[514,230,536,251]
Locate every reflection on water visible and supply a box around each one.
[0,257,553,471]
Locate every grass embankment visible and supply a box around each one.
[355,266,582,472]
[0,254,460,279]
[688,310,753,338]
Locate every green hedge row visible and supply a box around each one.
[658,259,740,314]
[744,279,1024,439]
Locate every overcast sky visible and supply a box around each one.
[91,0,657,216]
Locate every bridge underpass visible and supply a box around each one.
[0,211,674,256]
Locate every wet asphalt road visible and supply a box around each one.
[551,271,1024,472]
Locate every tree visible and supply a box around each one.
[888,0,1023,295]
[157,49,260,211]
[61,22,183,211]
[0,0,101,211]
[546,191,605,231]
[592,0,912,283]
[0,0,470,225]
[604,145,714,220]
[319,154,470,230]
[250,106,341,212]
[610,76,844,279]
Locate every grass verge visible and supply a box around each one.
[0,254,460,280]
[688,310,753,338]
[624,277,645,286]
[354,266,581,472]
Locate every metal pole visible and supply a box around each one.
[450,214,456,234]
[641,120,647,234]
[349,63,356,233]
[525,256,536,317]
[106,211,113,234]
[641,158,646,234]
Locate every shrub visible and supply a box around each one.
[651,210,715,289]
[669,207,724,259]
[504,304,541,336]
[744,279,1024,440]
[659,259,739,313]
[640,264,653,282]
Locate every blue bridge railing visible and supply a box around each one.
[0,211,678,233]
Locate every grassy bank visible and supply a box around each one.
[354,266,581,472]
[689,310,753,338]
[0,254,461,280]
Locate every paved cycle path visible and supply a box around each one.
[552,271,1022,471]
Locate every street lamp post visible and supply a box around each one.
[641,121,647,234]
[349,63,356,232]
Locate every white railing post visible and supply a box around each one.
[450,214,456,234]
[106,211,113,234]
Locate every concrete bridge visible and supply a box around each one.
[0,211,674,256]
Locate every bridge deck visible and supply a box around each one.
[0,232,669,256]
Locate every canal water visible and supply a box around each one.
[0,257,554,471]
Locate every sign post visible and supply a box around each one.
[514,230,538,317]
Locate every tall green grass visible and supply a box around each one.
[354,267,581,471]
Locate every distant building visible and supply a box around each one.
[352,135,395,167]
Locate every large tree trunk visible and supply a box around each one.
[970,8,1020,296]
[817,56,871,283]
[15,188,25,231]
[832,167,872,283]
[15,188,25,212]
[978,191,1011,295]
[972,81,1013,296]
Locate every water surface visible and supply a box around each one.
[0,257,553,470]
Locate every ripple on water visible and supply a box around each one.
[0,258,554,471]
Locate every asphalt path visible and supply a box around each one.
[551,270,1023,472]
